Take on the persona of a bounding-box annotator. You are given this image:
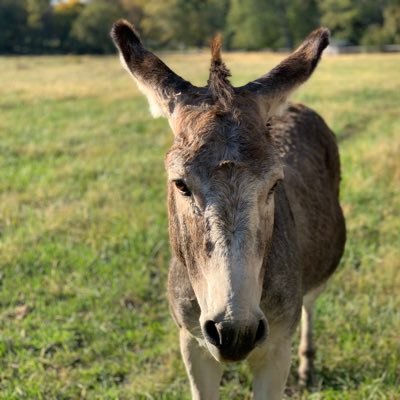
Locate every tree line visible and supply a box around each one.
[1,0,399,54]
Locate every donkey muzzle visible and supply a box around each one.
[202,317,268,361]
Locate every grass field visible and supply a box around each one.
[0,51,399,399]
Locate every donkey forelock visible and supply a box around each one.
[207,34,234,110]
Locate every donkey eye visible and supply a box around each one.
[268,180,281,196]
[174,179,192,196]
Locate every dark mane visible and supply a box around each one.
[207,34,234,109]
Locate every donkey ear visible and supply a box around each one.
[111,19,193,118]
[238,28,330,119]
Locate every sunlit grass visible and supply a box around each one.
[0,52,399,399]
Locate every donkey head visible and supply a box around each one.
[111,21,329,362]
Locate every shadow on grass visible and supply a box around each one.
[336,115,373,143]
[286,359,396,398]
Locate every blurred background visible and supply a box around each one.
[1,0,399,399]
[1,0,400,54]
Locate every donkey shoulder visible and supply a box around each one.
[270,103,340,182]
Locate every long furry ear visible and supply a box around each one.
[110,19,194,118]
[238,28,330,118]
[207,34,234,109]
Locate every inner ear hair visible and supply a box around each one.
[110,19,195,119]
[238,28,330,118]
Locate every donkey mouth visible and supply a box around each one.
[219,347,255,362]
[207,338,260,363]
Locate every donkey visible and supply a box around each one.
[111,20,346,399]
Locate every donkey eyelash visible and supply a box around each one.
[173,179,192,196]
[172,180,202,215]
[268,179,282,196]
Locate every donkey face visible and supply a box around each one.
[166,103,283,361]
[111,21,329,362]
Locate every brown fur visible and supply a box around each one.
[111,21,346,397]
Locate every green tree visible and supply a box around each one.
[382,0,400,43]
[0,0,27,53]
[120,0,146,28]
[226,0,281,50]
[25,0,53,52]
[318,0,360,43]
[26,0,50,29]
[141,0,227,48]
[1,0,399,54]
[71,0,124,53]
[226,0,320,50]
[286,0,320,46]
[317,0,391,45]
[51,0,84,52]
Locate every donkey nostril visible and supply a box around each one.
[255,319,267,344]
[204,320,220,347]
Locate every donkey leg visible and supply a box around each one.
[298,284,326,387]
[248,337,292,400]
[179,329,222,400]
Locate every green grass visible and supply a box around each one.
[0,52,399,399]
